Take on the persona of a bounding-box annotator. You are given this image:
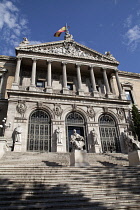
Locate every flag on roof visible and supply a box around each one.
[54,26,67,37]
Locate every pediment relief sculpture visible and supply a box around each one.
[17,40,119,64]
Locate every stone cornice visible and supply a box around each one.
[7,89,130,106]
[118,70,140,79]
[0,55,16,61]
[17,52,118,69]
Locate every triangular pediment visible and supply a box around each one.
[16,40,119,64]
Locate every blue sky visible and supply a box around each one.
[0,0,140,73]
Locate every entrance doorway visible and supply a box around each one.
[27,110,51,152]
[65,112,86,152]
[99,114,121,153]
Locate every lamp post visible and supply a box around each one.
[0,118,11,136]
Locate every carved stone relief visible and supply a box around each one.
[16,101,27,118]
[87,106,95,119]
[53,104,63,117]
[37,102,43,108]
[117,108,125,120]
[72,104,77,111]
[20,42,118,64]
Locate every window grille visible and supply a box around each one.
[27,110,51,152]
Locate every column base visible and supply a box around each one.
[12,83,19,90]
[78,89,84,96]
[106,92,115,99]
[92,91,99,98]
[29,85,36,91]
[45,86,53,93]
[119,93,126,100]
[62,88,69,94]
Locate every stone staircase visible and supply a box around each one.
[0,152,140,209]
[0,151,129,167]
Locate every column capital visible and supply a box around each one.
[16,56,22,61]
[61,61,67,66]
[32,57,37,62]
[75,63,82,67]
[46,60,52,64]
[101,67,107,71]
[114,68,119,73]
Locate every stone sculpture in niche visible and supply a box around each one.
[14,125,22,143]
[55,127,62,144]
[90,128,99,145]
[70,129,85,150]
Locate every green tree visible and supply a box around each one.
[131,104,140,141]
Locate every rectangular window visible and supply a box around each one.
[36,80,45,88]
[125,90,134,103]
[67,83,73,90]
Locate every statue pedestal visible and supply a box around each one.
[57,143,64,153]
[95,145,101,153]
[0,137,7,159]
[70,150,90,167]
[128,150,140,166]
[14,142,21,152]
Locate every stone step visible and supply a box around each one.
[0,197,139,209]
[0,151,129,166]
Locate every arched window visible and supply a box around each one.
[99,114,121,153]
[27,110,51,152]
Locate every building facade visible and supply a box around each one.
[0,33,139,154]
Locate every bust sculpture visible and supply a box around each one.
[70,129,85,150]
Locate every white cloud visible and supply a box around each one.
[0,0,29,55]
[124,15,132,28]
[124,25,140,51]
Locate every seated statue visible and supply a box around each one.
[123,129,140,152]
[70,129,85,150]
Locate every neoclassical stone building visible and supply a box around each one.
[0,32,140,154]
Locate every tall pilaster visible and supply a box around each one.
[62,62,69,94]
[45,60,53,93]
[12,57,22,89]
[76,64,84,95]
[115,69,126,100]
[90,66,99,97]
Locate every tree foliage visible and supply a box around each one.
[131,104,140,141]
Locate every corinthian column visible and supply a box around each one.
[31,58,37,86]
[102,68,111,94]
[115,69,126,100]
[62,62,69,94]
[12,57,22,89]
[45,60,53,93]
[90,66,99,97]
[76,64,84,95]
[29,58,37,91]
